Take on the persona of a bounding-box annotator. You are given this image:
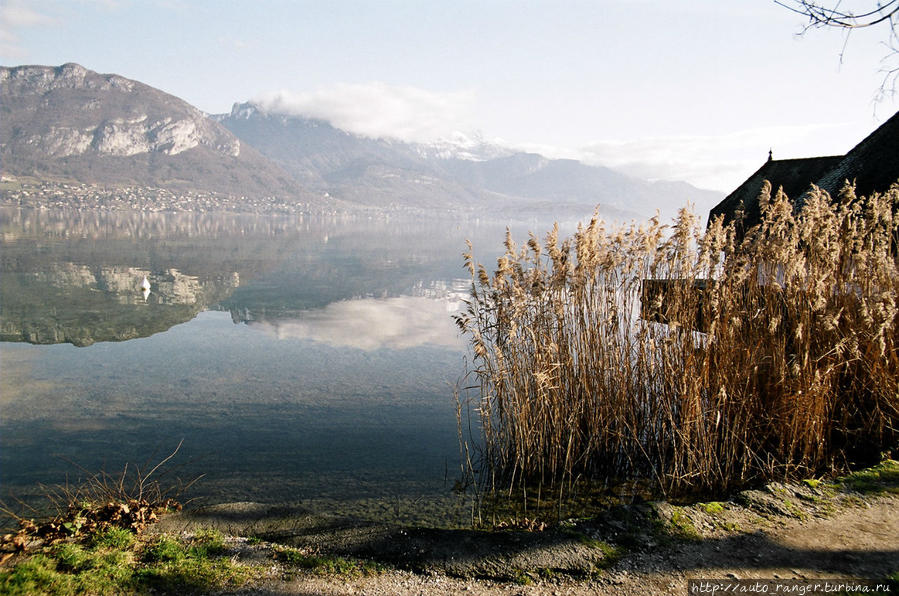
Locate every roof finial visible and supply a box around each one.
[768,148,773,162]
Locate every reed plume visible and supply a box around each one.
[457,182,899,502]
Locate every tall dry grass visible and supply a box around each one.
[456,182,899,500]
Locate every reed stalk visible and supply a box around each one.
[457,182,899,502]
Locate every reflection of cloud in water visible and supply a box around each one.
[250,295,464,350]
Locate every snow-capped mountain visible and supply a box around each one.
[217,102,722,220]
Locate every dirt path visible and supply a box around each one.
[164,484,899,595]
[597,495,899,596]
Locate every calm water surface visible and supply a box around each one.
[0,207,544,526]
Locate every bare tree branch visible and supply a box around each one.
[776,0,899,100]
[775,0,899,29]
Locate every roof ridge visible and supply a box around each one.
[767,155,844,163]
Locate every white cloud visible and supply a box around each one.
[0,28,23,59]
[0,1,52,27]
[585,123,864,191]
[249,295,464,351]
[253,83,476,144]
[0,0,53,59]
[507,122,859,192]
[578,134,763,192]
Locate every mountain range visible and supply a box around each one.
[1,63,721,220]
[0,63,307,203]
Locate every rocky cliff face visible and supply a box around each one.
[1,63,239,158]
[0,64,305,202]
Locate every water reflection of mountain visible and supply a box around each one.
[0,264,240,346]
[0,208,305,346]
[1,207,510,347]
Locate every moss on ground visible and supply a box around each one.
[699,501,725,515]
[802,478,822,489]
[560,526,625,570]
[666,507,702,542]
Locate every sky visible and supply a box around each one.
[1,0,897,192]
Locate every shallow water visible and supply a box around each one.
[0,207,544,526]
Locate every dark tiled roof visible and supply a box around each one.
[709,109,899,231]
[708,156,842,230]
[815,109,899,198]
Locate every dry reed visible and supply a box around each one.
[456,182,899,501]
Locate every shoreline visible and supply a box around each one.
[145,463,898,594]
[2,461,897,594]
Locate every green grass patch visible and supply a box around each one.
[53,543,95,572]
[135,532,256,593]
[0,554,77,596]
[511,568,532,585]
[142,535,186,563]
[838,459,899,495]
[273,545,383,577]
[190,528,227,557]
[0,528,259,596]
[134,552,254,593]
[536,566,556,579]
[89,527,135,550]
[0,544,136,596]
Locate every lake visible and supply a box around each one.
[0,207,563,527]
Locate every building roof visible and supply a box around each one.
[708,155,842,230]
[709,109,899,232]
[815,109,899,199]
